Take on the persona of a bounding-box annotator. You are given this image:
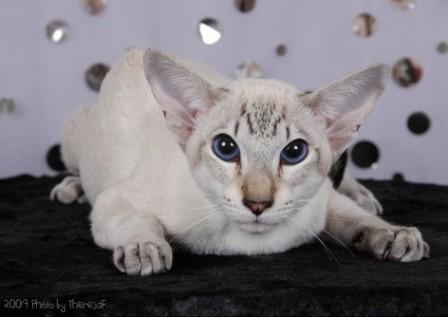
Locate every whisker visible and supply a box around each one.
[294,217,341,266]
[320,229,356,258]
[226,206,247,216]
[301,215,355,258]
[168,212,221,244]
[138,197,220,212]
[226,210,253,223]
[187,203,222,211]
[306,228,342,266]
[314,233,341,265]
[324,214,365,222]
[287,206,353,260]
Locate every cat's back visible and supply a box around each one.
[78,49,174,202]
[78,48,231,203]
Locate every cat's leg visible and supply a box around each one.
[325,189,429,262]
[338,169,383,215]
[90,186,173,276]
[50,176,86,204]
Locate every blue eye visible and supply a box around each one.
[280,139,308,165]
[212,134,240,162]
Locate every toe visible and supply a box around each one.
[368,229,395,260]
[389,229,411,261]
[139,246,153,276]
[146,243,164,273]
[400,228,423,262]
[124,244,141,275]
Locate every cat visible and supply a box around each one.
[50,49,429,276]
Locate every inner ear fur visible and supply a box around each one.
[308,64,389,158]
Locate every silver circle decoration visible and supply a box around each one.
[353,13,376,38]
[437,42,448,54]
[85,63,110,92]
[351,140,380,169]
[198,18,221,45]
[235,0,256,13]
[0,98,15,114]
[391,0,416,10]
[392,58,422,87]
[407,112,430,135]
[392,173,405,182]
[45,20,69,43]
[276,44,287,56]
[82,0,108,15]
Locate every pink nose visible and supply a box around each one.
[243,199,273,216]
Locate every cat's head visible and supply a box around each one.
[143,49,388,234]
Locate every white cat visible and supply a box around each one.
[51,49,429,276]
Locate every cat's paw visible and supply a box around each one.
[50,176,85,204]
[349,184,383,215]
[113,240,173,276]
[353,226,430,262]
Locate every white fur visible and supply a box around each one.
[56,49,429,276]
[83,50,325,253]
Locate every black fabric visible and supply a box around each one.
[1,175,447,316]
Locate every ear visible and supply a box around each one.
[308,64,389,158]
[143,49,219,147]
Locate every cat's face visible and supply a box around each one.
[187,80,331,233]
[144,49,388,234]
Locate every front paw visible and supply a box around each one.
[353,226,430,262]
[113,240,173,276]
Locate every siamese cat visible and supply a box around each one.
[51,49,429,276]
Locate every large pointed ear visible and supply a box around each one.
[308,64,389,158]
[143,49,219,147]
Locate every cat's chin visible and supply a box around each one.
[236,220,277,235]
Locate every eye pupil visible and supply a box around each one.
[212,134,240,162]
[281,139,308,165]
[220,140,235,153]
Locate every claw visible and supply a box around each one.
[113,240,173,276]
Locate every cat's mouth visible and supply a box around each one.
[235,218,278,234]
[224,205,290,234]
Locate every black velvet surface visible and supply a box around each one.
[1,175,448,316]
